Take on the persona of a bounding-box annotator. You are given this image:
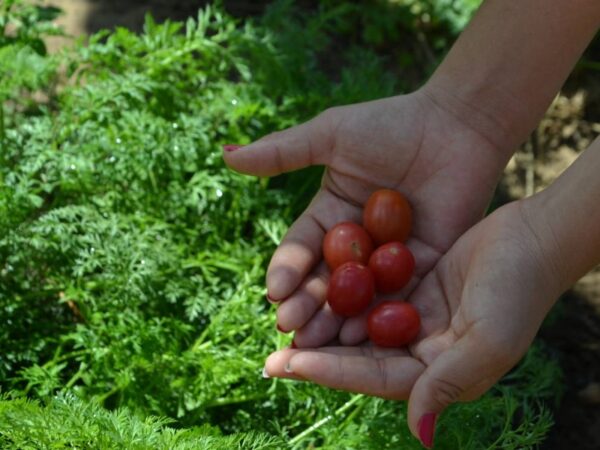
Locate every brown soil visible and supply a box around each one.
[541,287,600,450]
[503,88,600,450]
[37,1,600,448]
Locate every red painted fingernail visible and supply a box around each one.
[290,340,297,349]
[418,413,437,449]
[223,144,243,152]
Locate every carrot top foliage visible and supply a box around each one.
[1,1,560,448]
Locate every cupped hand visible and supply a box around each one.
[224,90,508,347]
[263,200,562,446]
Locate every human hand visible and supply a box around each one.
[263,200,562,447]
[224,90,510,347]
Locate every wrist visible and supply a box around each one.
[414,83,519,171]
[419,0,600,169]
[517,197,569,301]
[419,78,524,158]
[521,138,600,296]
[520,187,598,298]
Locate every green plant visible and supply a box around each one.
[0,1,560,448]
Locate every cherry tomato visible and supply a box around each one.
[367,301,420,347]
[368,242,415,293]
[363,189,412,245]
[323,222,374,270]
[327,262,375,317]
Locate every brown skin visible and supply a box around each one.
[263,135,600,443]
[225,91,508,342]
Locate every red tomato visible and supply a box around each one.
[327,262,375,317]
[363,189,412,245]
[368,242,415,293]
[323,222,374,270]
[367,301,420,347]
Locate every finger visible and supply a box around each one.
[286,351,424,399]
[264,346,409,381]
[401,237,445,280]
[266,210,324,302]
[338,316,368,346]
[276,262,329,332]
[222,111,334,177]
[313,345,411,358]
[407,326,513,448]
[406,266,457,360]
[266,189,361,300]
[292,302,344,348]
[263,349,306,381]
[461,376,499,402]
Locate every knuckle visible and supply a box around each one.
[472,321,521,367]
[488,342,516,367]
[337,356,347,388]
[375,358,389,394]
[477,329,518,367]
[272,141,285,174]
[319,107,342,133]
[320,106,338,120]
[429,377,464,408]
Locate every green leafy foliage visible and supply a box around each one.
[0,0,558,448]
[0,393,284,449]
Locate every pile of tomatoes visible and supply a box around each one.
[323,189,420,347]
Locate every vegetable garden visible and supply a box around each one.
[2,1,598,448]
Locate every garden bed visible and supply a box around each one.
[2,1,599,448]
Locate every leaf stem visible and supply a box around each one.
[65,363,88,389]
[289,394,364,446]
[205,393,269,408]
[0,101,6,166]
[44,349,92,368]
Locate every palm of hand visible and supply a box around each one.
[263,92,506,346]
[224,93,552,443]
[265,202,558,438]
[410,201,555,382]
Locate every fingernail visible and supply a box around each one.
[418,413,437,449]
[290,340,297,349]
[266,293,279,304]
[284,362,294,374]
[223,144,243,152]
[276,323,288,333]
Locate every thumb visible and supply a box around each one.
[407,330,513,448]
[222,109,336,177]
